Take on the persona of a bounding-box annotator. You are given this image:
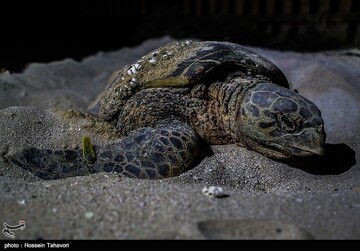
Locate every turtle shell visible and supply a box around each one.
[91,40,289,122]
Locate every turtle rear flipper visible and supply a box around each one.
[7,120,200,180]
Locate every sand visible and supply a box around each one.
[0,37,359,239]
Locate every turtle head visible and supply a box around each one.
[237,83,326,158]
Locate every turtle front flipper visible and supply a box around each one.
[7,120,200,180]
[101,120,200,179]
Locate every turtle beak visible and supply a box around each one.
[289,127,326,156]
[302,138,325,156]
[312,137,325,155]
[305,125,326,156]
[310,146,325,156]
[269,127,326,157]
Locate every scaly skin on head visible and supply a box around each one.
[235,82,326,158]
[188,72,326,159]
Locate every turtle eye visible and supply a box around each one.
[276,114,301,133]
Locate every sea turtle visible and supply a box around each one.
[7,40,326,180]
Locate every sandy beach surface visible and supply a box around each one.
[0,37,359,239]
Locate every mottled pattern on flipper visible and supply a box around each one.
[7,148,90,180]
[97,120,200,179]
[7,120,200,180]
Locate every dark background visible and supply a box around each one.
[0,0,359,72]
